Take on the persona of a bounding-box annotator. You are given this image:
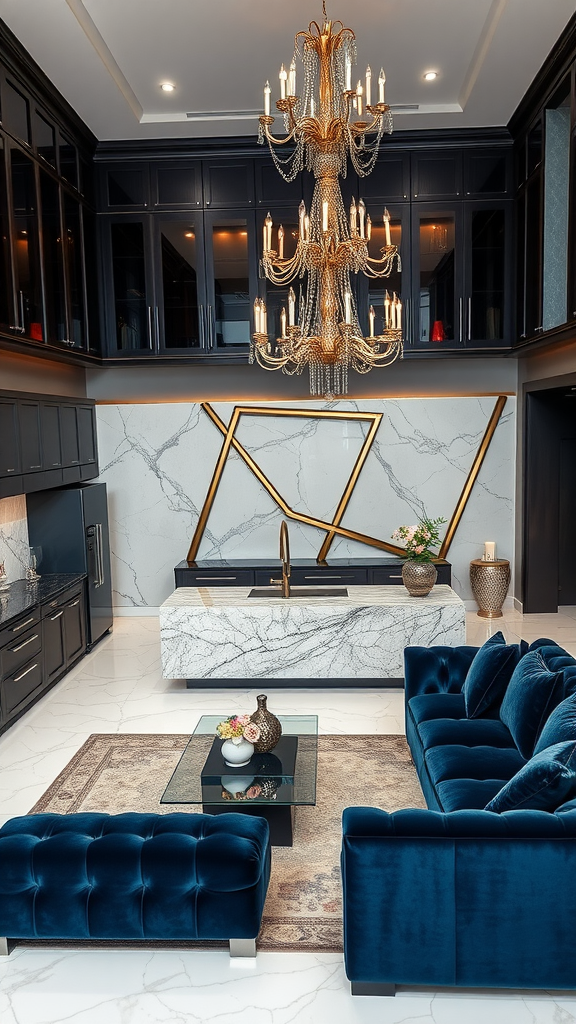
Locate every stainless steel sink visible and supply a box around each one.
[248,587,349,599]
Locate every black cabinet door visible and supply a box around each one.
[0,398,21,476]
[101,163,150,211]
[152,163,202,208]
[204,208,257,353]
[76,405,96,464]
[18,400,42,472]
[464,149,511,198]
[39,168,67,345]
[412,152,462,201]
[59,405,80,465]
[203,160,254,208]
[62,193,87,349]
[153,212,207,352]
[357,154,410,203]
[463,201,512,347]
[42,607,66,686]
[101,216,156,355]
[40,403,62,470]
[63,591,86,665]
[9,145,44,340]
[410,204,464,349]
[255,160,303,207]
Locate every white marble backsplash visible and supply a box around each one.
[96,397,516,609]
[0,496,29,583]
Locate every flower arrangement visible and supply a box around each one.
[391,516,447,563]
[216,714,261,746]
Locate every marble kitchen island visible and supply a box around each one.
[159,584,466,686]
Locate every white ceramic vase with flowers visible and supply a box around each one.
[216,714,262,767]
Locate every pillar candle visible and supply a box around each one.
[288,287,296,326]
[365,66,372,106]
[356,81,363,117]
[484,541,496,561]
[289,59,296,96]
[384,290,390,329]
[279,64,287,100]
[264,212,273,252]
[264,81,271,116]
[253,298,261,333]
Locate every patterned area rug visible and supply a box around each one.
[30,732,425,952]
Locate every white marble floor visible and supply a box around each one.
[1,608,576,1023]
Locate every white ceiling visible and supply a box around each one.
[0,0,574,141]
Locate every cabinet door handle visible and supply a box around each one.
[50,610,64,620]
[14,663,38,683]
[468,296,472,342]
[207,305,214,349]
[459,297,463,343]
[147,306,154,349]
[155,306,160,348]
[95,523,105,587]
[67,599,81,608]
[10,634,39,652]
[12,616,36,633]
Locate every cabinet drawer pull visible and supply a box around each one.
[11,616,36,633]
[29,464,41,470]
[14,663,38,683]
[303,574,351,580]
[10,634,39,653]
[388,574,403,579]
[50,611,64,620]
[67,599,81,607]
[196,576,239,581]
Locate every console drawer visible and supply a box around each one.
[2,658,43,718]
[2,626,42,679]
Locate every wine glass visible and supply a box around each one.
[26,546,42,584]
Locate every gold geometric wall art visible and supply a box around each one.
[186,396,508,565]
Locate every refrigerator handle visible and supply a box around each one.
[94,523,104,588]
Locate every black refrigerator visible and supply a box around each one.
[27,483,113,646]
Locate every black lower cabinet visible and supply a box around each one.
[0,579,87,731]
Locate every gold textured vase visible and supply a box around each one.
[250,694,282,753]
[402,560,437,597]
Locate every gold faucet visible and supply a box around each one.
[270,520,291,598]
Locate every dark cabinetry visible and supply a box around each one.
[175,559,452,588]
[0,580,86,729]
[0,390,98,497]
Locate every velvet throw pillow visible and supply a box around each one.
[485,740,576,813]
[499,651,565,759]
[534,691,576,755]
[463,631,522,719]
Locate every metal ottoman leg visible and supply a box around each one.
[229,938,257,958]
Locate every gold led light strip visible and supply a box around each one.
[187,397,508,565]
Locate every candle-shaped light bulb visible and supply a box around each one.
[288,286,296,326]
[356,81,363,118]
[369,305,375,338]
[264,80,271,116]
[384,289,390,329]
[397,297,402,332]
[345,51,352,92]
[358,199,366,239]
[261,299,267,334]
[365,65,372,106]
[279,64,287,99]
[277,224,284,259]
[322,201,329,233]
[254,297,262,334]
[350,197,357,235]
[299,200,306,239]
[383,207,391,247]
[344,290,352,324]
[280,306,287,338]
[391,293,398,330]
[366,214,372,241]
[289,58,296,96]
[378,68,386,104]
[264,212,273,252]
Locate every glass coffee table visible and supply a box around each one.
[161,714,318,846]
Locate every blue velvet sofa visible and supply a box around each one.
[342,637,576,996]
[0,811,271,957]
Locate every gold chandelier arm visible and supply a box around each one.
[259,116,298,146]
[347,111,383,138]
[262,252,303,284]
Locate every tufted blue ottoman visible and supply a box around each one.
[0,811,271,957]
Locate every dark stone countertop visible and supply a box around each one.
[0,574,86,629]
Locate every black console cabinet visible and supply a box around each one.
[175,558,452,588]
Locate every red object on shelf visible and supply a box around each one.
[431,320,445,342]
[29,322,43,341]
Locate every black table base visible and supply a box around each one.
[202,802,295,846]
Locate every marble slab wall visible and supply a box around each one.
[0,495,29,583]
[95,397,516,608]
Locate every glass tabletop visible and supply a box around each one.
[161,714,318,807]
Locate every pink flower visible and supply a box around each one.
[237,714,251,726]
[243,722,261,743]
[414,544,425,554]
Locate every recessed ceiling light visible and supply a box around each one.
[423,71,438,81]
[160,81,175,93]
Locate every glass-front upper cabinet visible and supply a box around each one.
[463,202,511,346]
[410,205,462,348]
[9,146,43,340]
[204,210,257,352]
[63,193,86,348]
[39,169,66,345]
[105,216,155,354]
[0,139,14,334]
[541,78,570,332]
[153,214,205,351]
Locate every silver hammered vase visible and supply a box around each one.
[402,560,437,597]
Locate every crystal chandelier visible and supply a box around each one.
[251,4,403,399]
